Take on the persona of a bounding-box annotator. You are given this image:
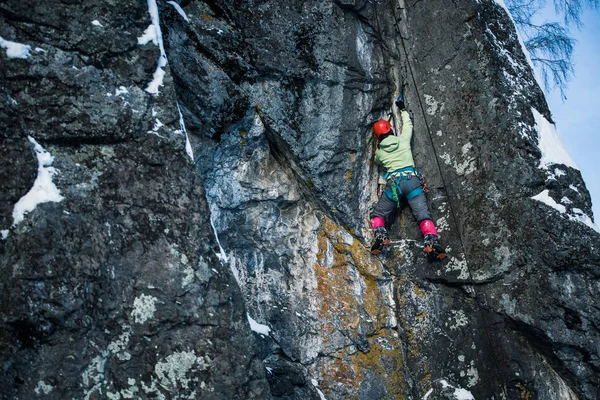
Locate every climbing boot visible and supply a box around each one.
[424,234,446,260]
[371,227,390,255]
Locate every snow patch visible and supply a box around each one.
[0,35,31,59]
[569,208,600,233]
[531,190,566,213]
[247,313,271,335]
[12,136,63,226]
[147,118,165,136]
[531,190,599,232]
[115,86,128,96]
[440,379,475,400]
[167,1,189,22]
[532,108,577,170]
[91,20,103,27]
[139,0,168,95]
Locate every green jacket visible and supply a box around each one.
[374,110,414,174]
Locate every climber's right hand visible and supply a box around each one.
[395,94,405,110]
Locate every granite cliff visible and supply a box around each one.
[1,0,599,399]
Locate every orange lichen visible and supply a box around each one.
[200,13,215,21]
[239,129,246,146]
[516,384,533,400]
[413,285,426,299]
[313,216,407,398]
[345,170,353,183]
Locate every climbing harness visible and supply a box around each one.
[383,166,428,207]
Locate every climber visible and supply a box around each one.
[369,95,445,260]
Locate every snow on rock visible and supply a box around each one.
[531,190,566,214]
[532,190,600,233]
[91,20,103,27]
[209,215,228,263]
[139,0,168,95]
[12,136,63,226]
[423,379,475,400]
[0,35,31,59]
[569,208,600,233]
[167,1,189,22]
[439,379,475,400]
[115,86,128,96]
[311,379,328,400]
[247,313,271,336]
[532,108,577,170]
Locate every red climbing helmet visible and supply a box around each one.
[373,119,392,138]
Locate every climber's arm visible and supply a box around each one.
[398,110,413,146]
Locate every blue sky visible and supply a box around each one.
[539,8,600,220]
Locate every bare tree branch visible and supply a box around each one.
[504,0,596,97]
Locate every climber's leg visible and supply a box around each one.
[407,193,445,259]
[369,188,396,254]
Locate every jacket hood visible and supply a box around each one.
[379,136,400,153]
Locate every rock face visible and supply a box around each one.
[1,0,599,399]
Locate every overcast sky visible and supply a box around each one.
[539,8,600,221]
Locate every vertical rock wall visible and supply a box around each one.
[0,1,269,399]
[1,0,599,399]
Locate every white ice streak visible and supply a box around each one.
[311,379,328,400]
[247,314,271,335]
[532,108,577,170]
[0,35,31,59]
[210,216,228,263]
[167,1,189,22]
[12,137,63,227]
[176,102,194,161]
[92,20,103,27]
[139,0,168,95]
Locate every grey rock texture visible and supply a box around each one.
[1,0,599,399]
[0,1,269,399]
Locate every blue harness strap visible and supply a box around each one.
[383,167,423,206]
